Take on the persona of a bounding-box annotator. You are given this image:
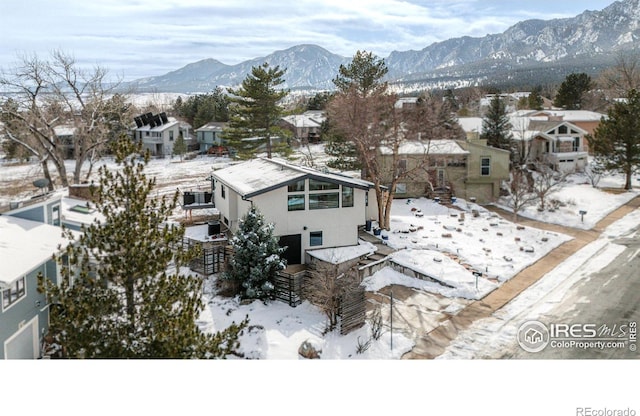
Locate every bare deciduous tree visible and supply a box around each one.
[0,51,132,188]
[532,163,570,211]
[305,260,361,333]
[503,168,538,222]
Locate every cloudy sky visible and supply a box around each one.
[1,0,615,81]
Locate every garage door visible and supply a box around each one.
[5,317,39,359]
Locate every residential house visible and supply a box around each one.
[378,138,510,204]
[279,111,326,144]
[195,122,227,154]
[132,112,181,157]
[54,124,77,159]
[0,195,70,359]
[210,158,378,265]
[516,110,604,154]
[509,110,602,172]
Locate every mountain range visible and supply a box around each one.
[129,0,640,94]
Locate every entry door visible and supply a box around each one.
[279,234,302,265]
[5,316,39,359]
[437,169,446,188]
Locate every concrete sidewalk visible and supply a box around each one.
[402,195,640,359]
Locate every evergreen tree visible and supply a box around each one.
[323,120,361,170]
[172,133,187,161]
[481,94,513,152]
[223,206,286,301]
[40,136,247,358]
[554,73,592,110]
[589,89,640,190]
[224,63,289,159]
[528,87,544,110]
[175,88,229,129]
[307,91,333,111]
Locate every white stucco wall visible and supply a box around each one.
[214,178,371,258]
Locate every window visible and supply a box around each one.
[52,204,60,226]
[573,137,580,152]
[221,184,226,199]
[558,125,568,134]
[288,180,305,192]
[288,195,305,211]
[310,231,323,247]
[169,131,174,141]
[309,179,339,191]
[2,276,26,310]
[396,183,407,194]
[398,159,407,174]
[365,191,369,207]
[342,186,354,207]
[481,157,491,176]
[309,193,339,209]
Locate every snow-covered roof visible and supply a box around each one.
[457,117,483,133]
[195,122,227,132]
[281,114,324,128]
[61,196,104,227]
[211,158,374,199]
[306,240,377,264]
[0,216,70,287]
[379,140,469,156]
[54,125,76,137]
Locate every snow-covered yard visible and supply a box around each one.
[495,171,639,229]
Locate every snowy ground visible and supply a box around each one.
[495,171,639,229]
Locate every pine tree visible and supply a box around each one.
[528,87,544,110]
[589,89,640,190]
[40,136,247,358]
[173,133,187,161]
[481,95,513,153]
[224,63,289,159]
[223,206,286,301]
[554,73,592,110]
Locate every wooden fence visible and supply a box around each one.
[339,286,366,335]
[273,266,307,307]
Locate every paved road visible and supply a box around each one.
[505,234,640,359]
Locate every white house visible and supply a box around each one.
[210,158,378,265]
[133,112,181,157]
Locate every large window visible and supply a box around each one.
[2,276,26,310]
[481,157,491,176]
[309,179,339,191]
[288,180,305,192]
[309,193,339,209]
[573,137,580,152]
[310,231,323,247]
[342,186,354,207]
[288,195,305,211]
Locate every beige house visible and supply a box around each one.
[378,139,509,204]
[211,158,378,265]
